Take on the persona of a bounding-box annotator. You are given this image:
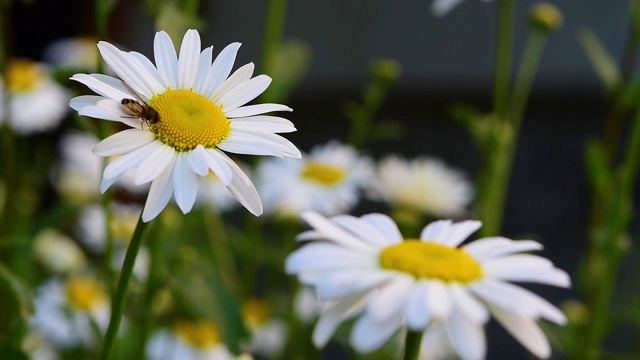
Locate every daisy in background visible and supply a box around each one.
[30,275,110,350]
[69,29,301,222]
[33,228,87,274]
[368,155,473,218]
[2,58,69,134]
[257,141,372,219]
[431,0,492,17]
[44,37,100,72]
[241,298,288,358]
[286,212,570,359]
[146,319,241,360]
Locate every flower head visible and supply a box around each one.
[286,212,570,359]
[146,319,237,360]
[3,58,69,134]
[368,155,473,218]
[69,29,301,222]
[241,298,288,357]
[257,141,371,218]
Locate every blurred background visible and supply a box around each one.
[6,0,638,358]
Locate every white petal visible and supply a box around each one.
[359,213,403,244]
[142,159,176,222]
[211,62,254,102]
[97,42,164,98]
[186,145,210,176]
[405,281,431,330]
[441,220,482,247]
[128,51,164,89]
[425,280,452,318]
[286,243,375,274]
[366,276,414,323]
[488,304,552,359]
[445,310,486,360]
[220,127,301,158]
[217,75,271,112]
[350,312,402,353]
[312,294,362,348]
[225,103,293,118]
[230,115,296,133]
[464,237,543,260]
[299,211,376,252]
[178,29,201,89]
[201,42,241,98]
[204,149,233,185]
[214,150,263,215]
[172,154,198,214]
[70,95,104,110]
[483,255,571,288]
[134,145,177,185]
[314,270,392,300]
[154,31,179,89]
[102,140,162,183]
[194,46,213,93]
[70,74,131,101]
[420,220,453,242]
[331,215,395,247]
[448,283,489,324]
[93,129,155,156]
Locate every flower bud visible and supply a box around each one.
[528,2,563,33]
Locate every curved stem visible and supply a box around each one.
[402,331,423,360]
[100,212,150,360]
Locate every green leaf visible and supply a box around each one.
[621,74,640,108]
[0,263,33,330]
[584,140,612,191]
[578,28,621,93]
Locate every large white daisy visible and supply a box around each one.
[257,141,372,218]
[69,29,301,222]
[286,212,570,359]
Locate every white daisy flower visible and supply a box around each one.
[286,212,570,359]
[33,228,87,274]
[3,58,69,134]
[69,29,301,222]
[431,0,492,17]
[241,298,288,357]
[30,276,110,349]
[146,320,236,360]
[257,141,372,218]
[368,155,473,218]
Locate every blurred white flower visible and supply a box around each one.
[241,298,287,357]
[286,212,570,358]
[146,320,236,360]
[294,287,322,324]
[368,155,473,218]
[257,141,372,218]
[30,276,110,349]
[3,58,68,134]
[431,0,492,17]
[33,228,86,274]
[44,37,99,71]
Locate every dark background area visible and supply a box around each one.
[8,0,638,358]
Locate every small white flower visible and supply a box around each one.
[368,155,473,218]
[431,0,492,17]
[69,29,301,222]
[286,212,570,359]
[30,276,110,349]
[33,228,87,274]
[3,58,69,134]
[146,320,236,360]
[258,141,372,218]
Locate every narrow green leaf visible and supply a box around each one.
[578,28,621,92]
[0,263,33,326]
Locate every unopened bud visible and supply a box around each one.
[370,59,402,82]
[529,2,563,33]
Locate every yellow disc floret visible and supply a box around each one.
[379,240,482,282]
[6,59,45,93]
[241,297,270,330]
[64,275,107,311]
[150,89,230,151]
[301,161,346,186]
[173,319,220,349]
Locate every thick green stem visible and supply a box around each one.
[492,0,514,120]
[100,212,150,360]
[583,102,640,359]
[402,331,423,360]
[477,31,547,237]
[259,0,287,102]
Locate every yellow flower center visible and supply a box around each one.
[379,240,482,282]
[241,297,270,330]
[301,161,346,186]
[173,320,220,349]
[6,59,45,93]
[150,89,230,151]
[64,276,107,311]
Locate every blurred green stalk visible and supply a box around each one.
[259,0,288,102]
[492,0,514,121]
[402,331,422,360]
[100,212,150,360]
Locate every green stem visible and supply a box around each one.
[477,30,548,237]
[402,331,423,360]
[583,98,640,359]
[203,207,241,294]
[100,212,150,360]
[492,0,514,120]
[259,0,287,102]
[346,74,394,148]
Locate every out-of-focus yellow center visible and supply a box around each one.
[64,276,107,311]
[173,320,220,349]
[6,59,45,93]
[379,240,482,282]
[301,161,346,186]
[150,89,230,151]
[241,297,270,330]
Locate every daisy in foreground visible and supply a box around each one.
[286,212,570,359]
[69,29,301,222]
